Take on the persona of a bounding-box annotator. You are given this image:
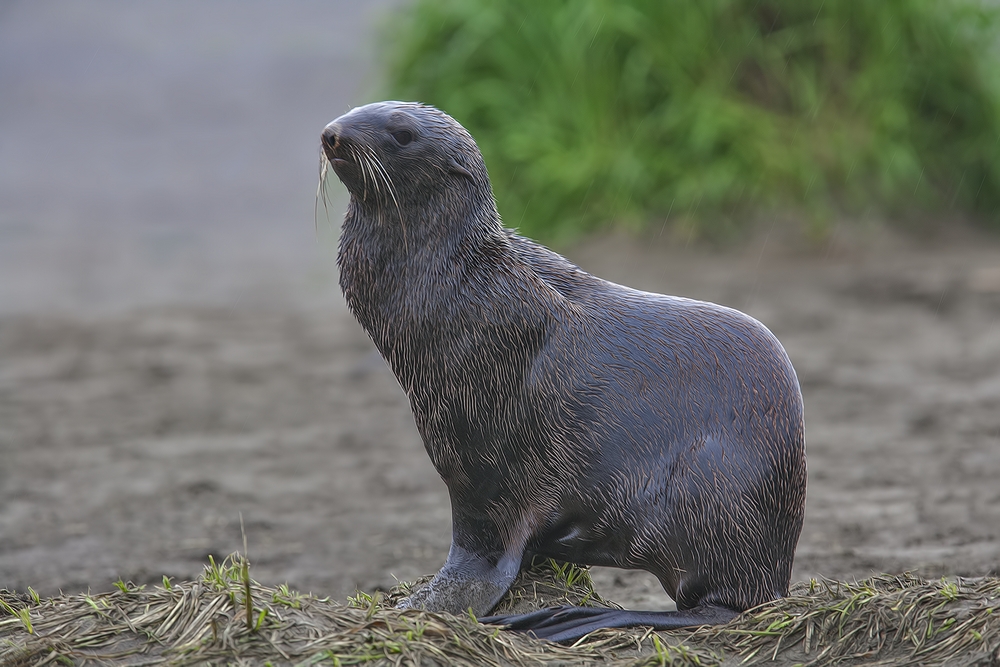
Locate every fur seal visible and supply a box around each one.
[321,101,806,642]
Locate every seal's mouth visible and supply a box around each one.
[321,143,348,167]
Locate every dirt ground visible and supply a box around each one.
[1,2,999,615]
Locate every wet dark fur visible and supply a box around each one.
[322,102,806,642]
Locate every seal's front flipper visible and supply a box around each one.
[396,543,521,617]
[480,605,739,643]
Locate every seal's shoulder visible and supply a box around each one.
[505,231,605,302]
[504,230,788,360]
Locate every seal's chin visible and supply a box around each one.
[327,160,365,198]
[328,158,354,184]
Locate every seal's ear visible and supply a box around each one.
[447,156,474,180]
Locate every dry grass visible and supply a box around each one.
[1,555,997,666]
[693,574,1000,666]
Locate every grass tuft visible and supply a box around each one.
[384,0,1000,241]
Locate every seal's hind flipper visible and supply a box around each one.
[480,604,739,643]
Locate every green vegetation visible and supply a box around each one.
[384,0,1000,240]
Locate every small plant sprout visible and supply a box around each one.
[0,598,32,635]
[254,607,268,632]
[272,583,305,609]
[347,590,376,609]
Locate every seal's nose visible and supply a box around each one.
[323,121,340,148]
[321,122,341,158]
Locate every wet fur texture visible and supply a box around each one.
[322,101,806,641]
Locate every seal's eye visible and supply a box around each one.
[392,130,413,146]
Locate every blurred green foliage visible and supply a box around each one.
[383,0,1000,240]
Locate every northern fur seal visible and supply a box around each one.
[321,101,806,642]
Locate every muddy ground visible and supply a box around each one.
[1,2,998,613]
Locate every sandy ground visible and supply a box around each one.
[2,2,999,613]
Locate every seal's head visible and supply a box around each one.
[321,101,491,210]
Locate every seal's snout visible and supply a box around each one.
[321,123,344,163]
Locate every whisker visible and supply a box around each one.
[359,149,377,193]
[355,147,372,201]
[315,154,331,235]
[367,148,408,248]
[362,147,386,229]
[362,151,378,203]
[365,149,399,215]
[365,149,386,194]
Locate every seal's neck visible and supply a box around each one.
[336,186,528,386]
